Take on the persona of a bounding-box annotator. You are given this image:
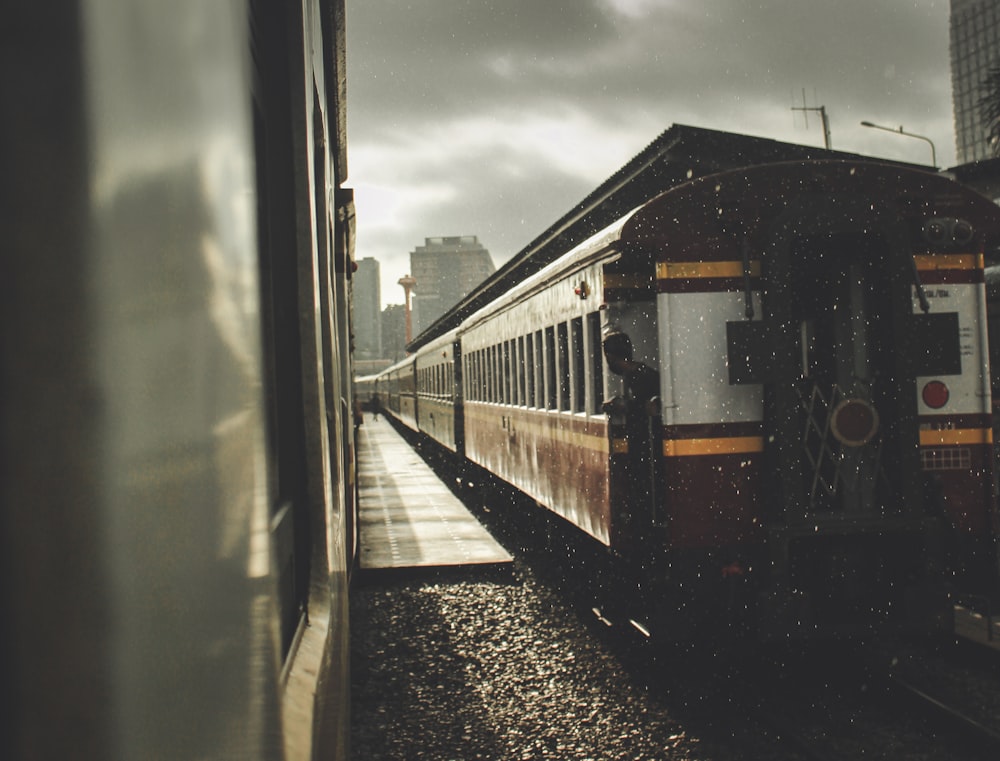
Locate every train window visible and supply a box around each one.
[525,333,536,407]
[503,341,512,405]
[253,89,311,658]
[477,350,484,401]
[469,352,476,401]
[517,335,526,407]
[485,347,492,402]
[587,311,604,415]
[544,327,557,409]
[497,343,505,404]
[510,338,521,406]
[483,347,490,402]
[493,344,500,403]
[571,316,585,413]
[482,349,488,402]
[557,322,570,411]
[536,330,545,408]
[509,339,516,405]
[516,338,524,406]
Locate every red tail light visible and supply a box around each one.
[922,380,950,409]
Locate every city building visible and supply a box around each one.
[409,236,495,336]
[380,304,407,363]
[950,0,1000,163]
[353,256,382,360]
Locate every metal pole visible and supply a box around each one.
[860,121,937,168]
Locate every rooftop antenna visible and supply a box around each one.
[791,88,832,150]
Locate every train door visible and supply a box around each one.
[779,230,912,517]
[601,292,661,547]
[741,202,961,524]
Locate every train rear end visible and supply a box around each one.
[620,161,1000,642]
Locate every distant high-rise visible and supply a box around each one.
[410,236,495,336]
[380,304,406,362]
[950,0,1000,163]
[353,257,382,360]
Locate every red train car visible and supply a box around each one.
[384,160,1000,642]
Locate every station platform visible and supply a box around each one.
[356,417,513,579]
[954,603,1000,652]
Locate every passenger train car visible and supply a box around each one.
[3,2,356,759]
[379,160,1000,641]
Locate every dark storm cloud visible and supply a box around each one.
[346,0,954,305]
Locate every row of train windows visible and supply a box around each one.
[417,362,453,398]
[463,312,605,415]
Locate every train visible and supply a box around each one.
[3,2,356,759]
[374,160,1000,643]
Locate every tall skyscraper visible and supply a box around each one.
[353,257,382,360]
[380,304,407,363]
[950,0,1000,163]
[410,236,495,336]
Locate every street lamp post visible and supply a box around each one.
[860,120,937,169]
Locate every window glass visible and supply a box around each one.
[557,322,570,411]
[517,335,526,407]
[525,332,536,407]
[503,341,511,405]
[544,327,556,410]
[571,316,585,412]
[587,311,604,414]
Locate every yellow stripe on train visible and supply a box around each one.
[663,436,764,457]
[919,428,992,446]
[655,260,760,280]
[912,253,983,271]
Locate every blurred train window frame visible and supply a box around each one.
[249,1,311,660]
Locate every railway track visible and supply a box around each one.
[424,440,1000,759]
[583,598,1000,760]
[888,670,1000,753]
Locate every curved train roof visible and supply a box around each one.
[407,125,928,352]
[449,160,1000,346]
[620,160,1000,257]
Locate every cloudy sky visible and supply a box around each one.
[345,0,955,307]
